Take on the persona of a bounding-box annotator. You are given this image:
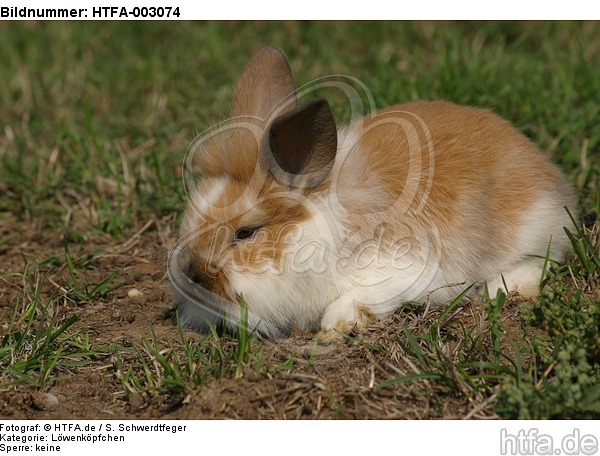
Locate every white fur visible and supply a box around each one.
[197,176,230,212]
[484,196,574,297]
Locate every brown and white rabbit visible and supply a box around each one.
[170,46,576,339]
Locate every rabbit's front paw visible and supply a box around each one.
[317,299,378,342]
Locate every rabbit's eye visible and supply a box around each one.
[234,226,258,241]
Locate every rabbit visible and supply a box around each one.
[170,46,577,340]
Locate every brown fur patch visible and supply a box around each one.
[339,101,575,272]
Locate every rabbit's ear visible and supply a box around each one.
[231,46,297,119]
[262,98,337,188]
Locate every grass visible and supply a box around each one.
[0,262,110,388]
[0,21,598,418]
[113,311,263,407]
[63,245,125,302]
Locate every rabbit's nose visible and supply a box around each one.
[188,268,207,288]
[188,267,217,291]
[185,257,231,300]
